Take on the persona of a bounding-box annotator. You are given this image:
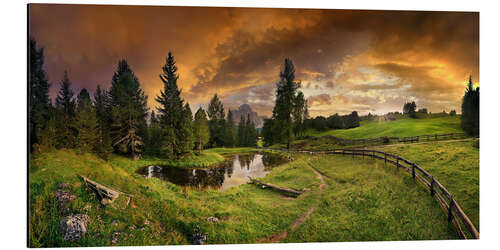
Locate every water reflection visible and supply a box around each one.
[136,153,286,191]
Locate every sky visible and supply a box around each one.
[29,4,479,118]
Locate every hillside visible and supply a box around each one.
[29,148,457,246]
[306,116,463,139]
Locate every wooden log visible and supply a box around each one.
[248,177,305,196]
[80,175,133,202]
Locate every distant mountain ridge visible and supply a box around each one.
[230,104,265,128]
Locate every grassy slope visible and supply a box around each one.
[284,154,457,242]
[29,148,458,247]
[306,116,462,139]
[371,140,479,230]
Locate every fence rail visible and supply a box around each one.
[308,132,469,146]
[266,147,479,239]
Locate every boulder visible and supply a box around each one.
[192,225,208,245]
[205,217,219,223]
[59,214,91,242]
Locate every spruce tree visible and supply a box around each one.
[93,85,113,159]
[246,114,257,146]
[271,58,300,149]
[29,38,52,151]
[193,107,210,153]
[207,94,226,147]
[237,115,246,147]
[224,110,236,147]
[109,62,148,160]
[461,76,480,135]
[155,52,193,158]
[75,88,99,153]
[55,71,76,148]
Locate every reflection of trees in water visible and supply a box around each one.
[262,153,287,171]
[136,153,287,190]
[238,154,255,170]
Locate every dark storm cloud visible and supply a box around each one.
[29,5,478,116]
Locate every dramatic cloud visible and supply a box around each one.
[29,5,478,117]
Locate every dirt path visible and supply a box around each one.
[259,157,327,243]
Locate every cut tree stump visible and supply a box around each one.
[247,176,304,197]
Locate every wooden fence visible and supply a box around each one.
[267,148,479,239]
[315,132,468,146]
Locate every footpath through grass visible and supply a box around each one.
[306,116,462,139]
[29,147,459,247]
[371,139,479,231]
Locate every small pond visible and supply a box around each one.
[136,153,287,191]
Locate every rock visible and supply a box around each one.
[192,225,208,245]
[58,182,70,189]
[111,232,120,244]
[56,189,76,215]
[206,217,219,224]
[59,214,90,242]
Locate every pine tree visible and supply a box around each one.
[29,38,52,151]
[155,52,193,158]
[224,110,236,147]
[109,61,148,160]
[93,85,113,159]
[292,91,307,136]
[246,114,257,146]
[75,88,99,153]
[207,94,226,147]
[237,115,246,147]
[272,58,301,149]
[461,76,480,135]
[55,71,76,148]
[193,107,210,153]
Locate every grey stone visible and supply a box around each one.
[206,217,219,223]
[193,225,208,245]
[59,214,90,242]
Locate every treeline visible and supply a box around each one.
[303,111,360,132]
[29,38,257,160]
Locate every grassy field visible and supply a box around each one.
[284,154,457,242]
[305,116,462,139]
[29,147,459,247]
[371,139,480,231]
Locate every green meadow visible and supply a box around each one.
[305,116,463,139]
[29,145,460,247]
[371,139,480,230]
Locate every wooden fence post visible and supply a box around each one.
[412,164,415,179]
[448,194,454,222]
[435,134,438,140]
[384,152,387,164]
[396,158,399,167]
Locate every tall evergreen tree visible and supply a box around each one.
[93,85,113,159]
[29,38,52,151]
[292,91,307,137]
[262,118,275,146]
[237,115,246,147]
[193,107,210,153]
[271,58,301,149]
[245,114,258,147]
[224,110,236,147]
[55,71,76,148]
[155,52,193,158]
[461,75,480,135]
[74,88,98,153]
[207,94,226,147]
[109,61,148,160]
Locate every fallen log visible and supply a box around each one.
[80,175,133,205]
[247,176,305,197]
